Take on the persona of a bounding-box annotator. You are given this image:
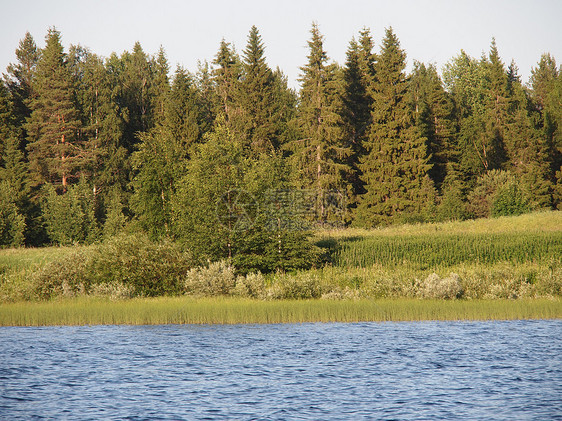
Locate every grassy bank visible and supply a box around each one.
[1,297,560,326]
[1,212,561,318]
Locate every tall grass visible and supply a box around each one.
[0,297,560,326]
[332,232,562,269]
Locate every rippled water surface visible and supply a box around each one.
[1,320,561,420]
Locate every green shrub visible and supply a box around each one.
[184,260,236,296]
[88,235,193,297]
[491,183,530,217]
[418,272,463,299]
[467,170,516,218]
[234,272,267,299]
[269,272,323,299]
[30,235,193,299]
[89,282,135,300]
[31,248,92,300]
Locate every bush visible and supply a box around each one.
[90,282,135,300]
[184,260,236,296]
[31,248,92,300]
[467,170,516,218]
[88,235,193,296]
[234,272,267,299]
[418,272,463,299]
[30,235,193,299]
[268,272,323,299]
[491,183,530,217]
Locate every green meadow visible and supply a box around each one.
[1,211,561,325]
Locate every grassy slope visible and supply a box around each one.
[317,210,562,239]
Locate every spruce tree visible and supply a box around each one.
[530,53,558,114]
[237,26,279,154]
[503,64,552,209]
[152,46,171,125]
[212,39,242,126]
[119,42,156,151]
[355,28,432,226]
[4,32,40,139]
[289,23,350,224]
[72,50,128,194]
[25,28,83,191]
[342,28,376,200]
[408,62,456,189]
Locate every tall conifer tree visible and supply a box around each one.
[355,28,432,226]
[342,28,376,200]
[25,28,83,191]
[4,32,40,139]
[237,26,279,155]
[408,62,456,189]
[290,23,350,223]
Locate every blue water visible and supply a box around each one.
[1,320,561,420]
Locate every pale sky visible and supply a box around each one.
[2,0,561,89]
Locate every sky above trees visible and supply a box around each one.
[2,0,561,88]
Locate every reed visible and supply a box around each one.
[0,297,560,326]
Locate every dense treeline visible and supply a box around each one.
[1,25,561,270]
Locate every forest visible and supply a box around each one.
[0,24,561,273]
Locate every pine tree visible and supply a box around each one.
[25,28,84,191]
[289,23,351,224]
[355,28,432,227]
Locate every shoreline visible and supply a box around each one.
[1,297,560,326]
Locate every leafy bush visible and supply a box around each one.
[184,260,236,296]
[31,248,92,300]
[418,273,463,299]
[90,282,135,300]
[88,235,193,296]
[268,272,323,299]
[234,272,267,299]
[491,183,530,217]
[30,235,193,299]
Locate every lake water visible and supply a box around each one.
[1,320,561,420]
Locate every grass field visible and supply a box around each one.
[0,297,560,326]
